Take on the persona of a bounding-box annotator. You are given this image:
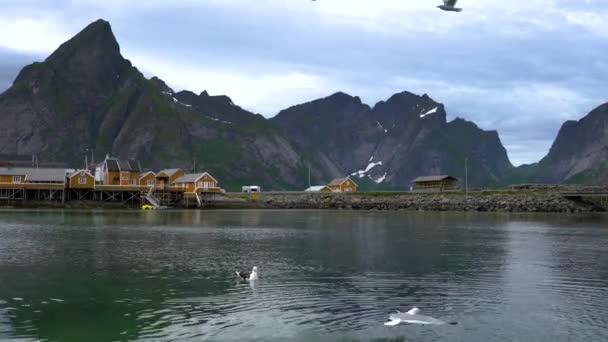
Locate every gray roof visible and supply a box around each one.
[102,158,141,172]
[158,168,181,177]
[117,160,140,172]
[69,170,93,178]
[173,172,217,184]
[305,185,331,192]
[0,167,67,182]
[413,175,458,183]
[139,171,156,179]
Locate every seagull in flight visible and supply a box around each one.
[437,0,463,12]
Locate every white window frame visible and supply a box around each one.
[197,181,203,188]
[129,179,136,185]
[203,181,209,188]
[79,177,87,185]
[121,176,129,181]
[12,176,21,183]
[147,179,154,186]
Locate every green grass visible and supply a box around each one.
[565,161,608,185]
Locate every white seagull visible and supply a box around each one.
[235,266,259,282]
[385,307,456,326]
[437,0,463,12]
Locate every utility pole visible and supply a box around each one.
[308,164,311,188]
[465,157,469,202]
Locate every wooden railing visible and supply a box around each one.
[0,182,65,190]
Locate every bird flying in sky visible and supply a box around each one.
[437,0,463,12]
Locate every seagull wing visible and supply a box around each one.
[407,308,421,315]
[236,271,250,280]
[385,318,402,326]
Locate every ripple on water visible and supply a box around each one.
[131,271,511,340]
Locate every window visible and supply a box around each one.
[129,179,136,185]
[197,182,203,188]
[345,187,352,192]
[203,181,209,188]
[79,177,87,185]
[122,176,129,181]
[12,176,21,183]
[147,179,154,186]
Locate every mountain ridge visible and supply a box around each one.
[1,19,605,189]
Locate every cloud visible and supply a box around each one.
[0,0,607,165]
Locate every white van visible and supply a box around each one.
[242,185,261,193]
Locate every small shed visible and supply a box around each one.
[0,168,27,184]
[139,171,156,188]
[413,175,459,191]
[173,172,219,193]
[95,156,141,186]
[156,168,185,186]
[304,185,332,193]
[68,170,95,189]
[327,177,357,193]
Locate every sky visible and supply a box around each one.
[0,0,607,165]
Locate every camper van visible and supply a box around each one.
[242,185,261,193]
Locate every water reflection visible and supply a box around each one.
[0,210,606,341]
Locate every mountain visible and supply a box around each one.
[273,91,513,188]
[0,19,309,190]
[0,19,521,190]
[524,103,608,184]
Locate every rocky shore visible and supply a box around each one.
[207,191,603,213]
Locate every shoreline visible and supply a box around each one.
[2,190,603,213]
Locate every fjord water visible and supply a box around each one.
[0,210,607,341]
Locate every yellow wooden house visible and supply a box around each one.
[156,168,185,187]
[139,171,156,188]
[173,172,220,193]
[68,170,95,189]
[0,168,26,185]
[95,156,141,186]
[413,175,459,192]
[327,177,357,193]
[0,168,67,187]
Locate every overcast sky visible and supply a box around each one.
[0,0,606,165]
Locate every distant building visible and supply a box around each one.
[156,168,185,186]
[0,167,67,185]
[68,170,95,189]
[139,171,156,188]
[304,185,332,193]
[95,156,141,186]
[173,172,220,193]
[327,177,357,193]
[413,175,459,192]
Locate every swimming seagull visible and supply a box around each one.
[437,0,463,12]
[385,307,457,326]
[235,266,259,282]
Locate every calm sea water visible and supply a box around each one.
[0,210,607,341]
